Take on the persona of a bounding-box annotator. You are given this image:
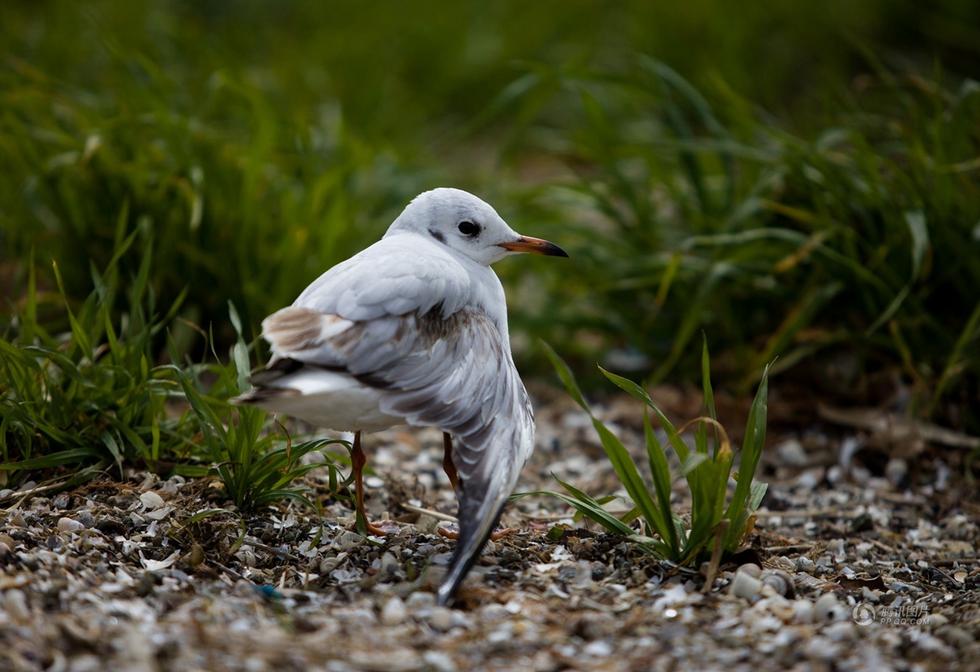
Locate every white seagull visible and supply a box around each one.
[234,188,567,605]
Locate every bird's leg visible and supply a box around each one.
[350,432,395,536]
[436,526,518,542]
[442,433,460,492]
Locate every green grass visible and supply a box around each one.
[0,221,189,478]
[508,62,980,431]
[0,229,350,510]
[538,339,769,563]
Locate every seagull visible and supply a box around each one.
[233,188,567,605]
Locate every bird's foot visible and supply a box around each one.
[436,524,517,541]
[490,527,518,541]
[353,514,399,536]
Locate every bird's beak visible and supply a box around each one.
[498,235,568,257]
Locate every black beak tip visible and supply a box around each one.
[546,242,569,258]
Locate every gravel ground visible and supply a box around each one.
[0,390,977,671]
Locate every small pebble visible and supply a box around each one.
[427,606,453,631]
[825,621,856,641]
[583,640,612,657]
[136,572,156,597]
[406,592,434,610]
[793,599,814,623]
[481,604,509,622]
[381,596,408,625]
[860,586,880,603]
[804,636,839,661]
[938,625,974,648]
[334,530,363,550]
[380,551,400,575]
[415,513,441,534]
[187,543,204,567]
[885,457,907,486]
[422,651,457,672]
[57,517,85,533]
[4,589,30,622]
[776,439,808,467]
[795,556,815,573]
[738,563,762,578]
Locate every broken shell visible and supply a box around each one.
[139,491,165,510]
[760,569,795,597]
[730,570,762,599]
[57,517,85,533]
[814,592,845,621]
[771,556,796,572]
[793,599,815,623]
[795,556,816,572]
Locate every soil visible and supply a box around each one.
[0,389,977,671]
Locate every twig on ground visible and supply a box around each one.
[1,478,75,509]
[400,502,457,523]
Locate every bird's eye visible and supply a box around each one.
[457,220,480,236]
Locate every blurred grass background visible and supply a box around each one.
[2,0,979,460]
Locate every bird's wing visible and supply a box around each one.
[291,234,472,321]
[255,239,533,604]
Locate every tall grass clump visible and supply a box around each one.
[506,60,980,430]
[0,222,346,511]
[0,220,189,482]
[538,340,769,563]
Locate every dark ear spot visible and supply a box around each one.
[428,228,446,243]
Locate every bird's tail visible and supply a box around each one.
[229,358,305,406]
[436,481,509,606]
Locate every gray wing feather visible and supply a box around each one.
[294,235,470,320]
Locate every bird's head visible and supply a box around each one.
[387,187,568,266]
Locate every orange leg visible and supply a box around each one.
[443,433,460,492]
[436,526,518,541]
[350,432,395,536]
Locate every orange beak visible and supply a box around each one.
[498,235,568,257]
